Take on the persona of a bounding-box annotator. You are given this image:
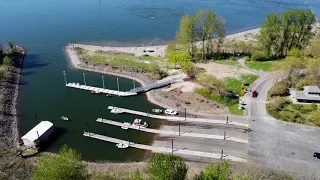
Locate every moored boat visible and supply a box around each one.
[110,108,124,114]
[152,109,163,113]
[121,122,131,130]
[133,119,149,128]
[116,143,129,149]
[90,90,101,94]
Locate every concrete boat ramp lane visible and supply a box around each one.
[96,118,248,144]
[83,132,247,163]
[107,106,249,128]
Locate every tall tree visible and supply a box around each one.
[176,14,195,57]
[215,16,226,55]
[193,9,216,60]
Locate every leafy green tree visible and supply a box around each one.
[147,153,188,180]
[32,145,89,180]
[168,51,191,69]
[176,14,196,57]
[193,9,216,60]
[215,16,226,55]
[194,161,231,180]
[166,41,178,57]
[3,56,13,66]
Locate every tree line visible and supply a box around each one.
[253,9,316,61]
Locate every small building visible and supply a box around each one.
[21,121,54,147]
[292,86,320,104]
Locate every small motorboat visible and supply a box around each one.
[121,122,131,130]
[61,116,69,121]
[106,94,113,97]
[110,108,124,114]
[116,143,129,149]
[152,109,163,113]
[90,90,101,94]
[133,119,149,128]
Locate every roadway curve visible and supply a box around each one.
[239,60,320,176]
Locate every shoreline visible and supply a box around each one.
[0,46,26,152]
[65,27,261,117]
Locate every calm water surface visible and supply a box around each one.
[0,0,319,161]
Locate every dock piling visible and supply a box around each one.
[63,71,67,85]
[83,73,87,86]
[102,76,105,89]
[133,80,135,91]
[34,114,39,124]
[100,108,103,119]
[86,121,90,136]
[226,116,229,124]
[116,78,119,96]
[224,131,226,140]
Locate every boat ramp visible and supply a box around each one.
[83,131,247,163]
[96,118,248,144]
[107,106,249,127]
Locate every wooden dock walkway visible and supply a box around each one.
[66,83,137,96]
[96,118,248,144]
[83,132,247,163]
[107,106,249,127]
[130,78,183,93]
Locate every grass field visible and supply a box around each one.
[245,61,277,71]
[213,60,241,67]
[225,74,258,95]
[195,88,243,115]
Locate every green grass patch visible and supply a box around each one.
[195,88,243,115]
[245,61,276,71]
[225,74,258,95]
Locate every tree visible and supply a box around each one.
[306,58,320,85]
[215,16,226,55]
[166,41,178,57]
[168,51,191,69]
[194,161,231,180]
[32,145,89,180]
[3,56,13,66]
[181,62,198,78]
[147,153,188,180]
[176,14,196,57]
[193,9,216,60]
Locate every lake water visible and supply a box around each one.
[0,0,319,161]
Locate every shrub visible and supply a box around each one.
[194,161,231,180]
[311,102,317,111]
[147,153,188,180]
[251,51,270,61]
[307,111,320,126]
[266,98,291,118]
[229,56,236,61]
[245,56,251,61]
[291,104,303,111]
[268,81,290,97]
[295,79,314,90]
[287,48,302,57]
[300,106,312,114]
[3,56,13,66]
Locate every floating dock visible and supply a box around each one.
[107,106,249,127]
[96,118,248,144]
[83,132,247,163]
[66,83,137,96]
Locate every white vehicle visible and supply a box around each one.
[110,108,124,114]
[164,109,178,115]
[152,109,163,113]
[116,143,129,149]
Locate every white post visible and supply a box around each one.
[83,73,86,85]
[102,76,105,89]
[63,71,67,85]
[117,78,120,95]
[133,80,135,90]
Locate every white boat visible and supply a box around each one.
[164,109,178,115]
[121,122,131,130]
[116,143,129,149]
[110,108,124,114]
[152,109,163,113]
[133,119,149,128]
[61,116,69,121]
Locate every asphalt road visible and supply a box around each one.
[244,72,320,177]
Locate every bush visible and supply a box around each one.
[3,56,13,66]
[229,56,236,61]
[32,145,89,180]
[307,111,320,126]
[311,102,317,111]
[251,51,271,61]
[245,56,251,61]
[287,48,302,57]
[266,98,291,118]
[268,81,290,97]
[147,154,188,180]
[295,79,314,90]
[194,161,231,180]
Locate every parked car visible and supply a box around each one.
[252,90,258,97]
[164,109,178,115]
[313,152,320,159]
[143,48,154,52]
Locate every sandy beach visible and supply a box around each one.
[65,27,261,117]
